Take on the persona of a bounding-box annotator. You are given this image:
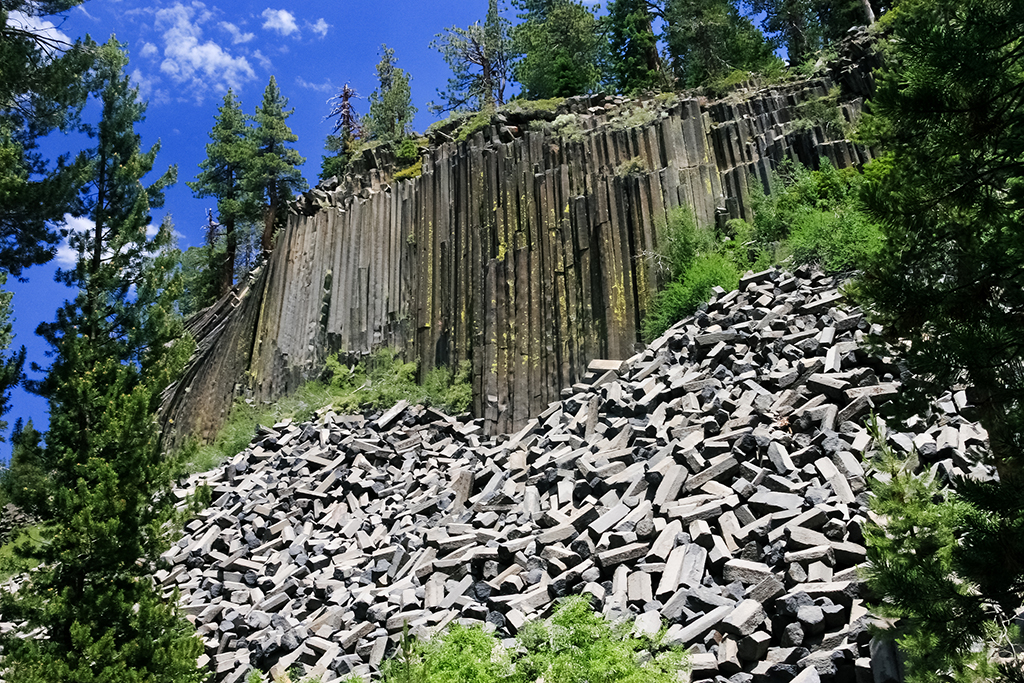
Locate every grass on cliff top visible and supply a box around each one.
[182,350,473,474]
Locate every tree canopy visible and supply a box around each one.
[1,38,204,682]
[511,0,602,99]
[247,76,306,253]
[366,45,418,139]
[188,89,258,302]
[0,1,95,276]
[854,0,1024,678]
[429,1,513,113]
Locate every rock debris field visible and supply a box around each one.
[164,267,993,682]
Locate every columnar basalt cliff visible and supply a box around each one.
[162,36,878,447]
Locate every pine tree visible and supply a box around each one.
[512,0,602,99]
[0,38,205,682]
[0,1,94,277]
[663,0,777,88]
[429,2,512,114]
[365,45,418,137]
[0,272,24,442]
[187,89,257,301]
[852,0,1024,678]
[1,418,49,516]
[247,76,306,253]
[321,83,362,181]
[603,0,665,94]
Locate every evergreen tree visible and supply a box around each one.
[603,0,665,94]
[0,1,94,276]
[1,419,49,516]
[663,0,777,88]
[853,0,1024,678]
[0,272,24,442]
[321,83,362,181]
[247,76,306,253]
[365,45,417,139]
[187,89,257,301]
[429,2,512,113]
[749,0,815,66]
[512,0,602,99]
[0,38,205,682]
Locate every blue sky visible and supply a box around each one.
[6,0,544,458]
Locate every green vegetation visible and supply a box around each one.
[863,416,1023,683]
[0,419,49,516]
[616,155,648,177]
[664,0,778,90]
[604,0,665,94]
[0,524,42,581]
[642,159,883,341]
[368,595,686,683]
[186,350,473,472]
[429,0,513,114]
[748,158,882,272]
[849,0,1024,679]
[793,85,848,136]
[187,89,257,303]
[365,45,417,142]
[511,0,603,99]
[248,76,307,253]
[0,39,205,682]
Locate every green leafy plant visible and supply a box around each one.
[550,113,585,143]
[642,252,740,341]
[863,415,1024,683]
[514,595,685,683]
[745,158,882,272]
[793,85,847,136]
[377,596,686,683]
[184,350,474,472]
[616,155,648,177]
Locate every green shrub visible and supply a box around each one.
[501,97,565,117]
[373,596,686,683]
[182,349,473,473]
[382,622,512,683]
[616,155,648,178]
[746,158,881,273]
[395,137,421,166]
[642,252,740,341]
[652,207,718,281]
[422,360,474,414]
[456,111,492,143]
[609,102,656,131]
[793,85,847,136]
[550,113,585,143]
[393,162,422,181]
[514,595,685,683]
[787,205,882,272]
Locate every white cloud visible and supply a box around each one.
[55,215,92,268]
[296,77,334,94]
[252,49,273,71]
[308,18,329,38]
[55,215,176,268]
[220,21,254,44]
[261,8,298,36]
[140,42,158,58]
[155,2,256,102]
[131,68,169,105]
[6,11,71,58]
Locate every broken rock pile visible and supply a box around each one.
[166,267,994,682]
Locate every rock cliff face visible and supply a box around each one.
[162,37,878,447]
